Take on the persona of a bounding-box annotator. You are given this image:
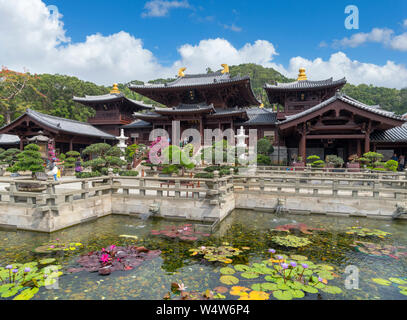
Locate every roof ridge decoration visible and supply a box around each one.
[297,68,307,81]
[178,68,186,77]
[110,83,120,94]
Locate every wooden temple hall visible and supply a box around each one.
[0,65,406,163]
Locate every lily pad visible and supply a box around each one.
[220,275,239,285]
[273,290,293,300]
[220,267,235,275]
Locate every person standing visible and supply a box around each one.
[399,154,405,171]
[391,153,398,161]
[75,157,82,173]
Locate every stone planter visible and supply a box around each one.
[293,162,305,171]
[346,162,360,172]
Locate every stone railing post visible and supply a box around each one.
[81,180,89,199]
[9,181,17,203]
[139,178,146,196]
[175,180,181,198]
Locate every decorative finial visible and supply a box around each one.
[297,68,307,81]
[110,83,120,94]
[221,64,229,74]
[178,67,186,77]
[259,103,264,109]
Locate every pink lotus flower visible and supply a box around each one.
[100,254,110,263]
[110,245,116,250]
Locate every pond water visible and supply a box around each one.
[0,210,406,300]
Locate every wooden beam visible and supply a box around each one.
[306,134,366,139]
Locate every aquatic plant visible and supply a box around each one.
[350,241,407,259]
[217,252,342,300]
[273,223,325,235]
[33,240,83,254]
[151,224,210,241]
[189,245,244,264]
[0,260,62,300]
[345,227,391,238]
[271,235,312,248]
[164,282,224,300]
[68,245,161,276]
[371,277,407,296]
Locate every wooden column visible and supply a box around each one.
[200,117,204,145]
[299,133,306,161]
[364,134,370,153]
[19,137,24,151]
[69,139,73,151]
[356,139,361,157]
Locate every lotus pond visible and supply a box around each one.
[0,210,406,300]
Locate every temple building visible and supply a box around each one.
[0,65,406,164]
[73,84,153,136]
[124,65,271,144]
[0,108,115,153]
[264,69,406,162]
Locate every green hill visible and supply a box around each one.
[2,64,406,126]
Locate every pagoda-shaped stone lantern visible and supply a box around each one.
[116,129,128,161]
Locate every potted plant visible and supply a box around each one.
[347,154,361,171]
[325,155,344,172]
[63,151,81,176]
[307,155,325,168]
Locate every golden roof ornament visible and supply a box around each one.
[110,83,120,94]
[221,64,229,74]
[297,68,307,81]
[178,67,186,77]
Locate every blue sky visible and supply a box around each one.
[1,0,407,87]
[42,0,406,66]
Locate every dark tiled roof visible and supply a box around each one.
[264,77,347,90]
[371,125,407,143]
[155,103,215,114]
[73,93,153,110]
[0,134,20,145]
[279,93,404,124]
[25,109,115,139]
[130,71,250,89]
[237,108,277,125]
[122,120,152,129]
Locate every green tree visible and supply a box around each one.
[64,151,81,169]
[82,143,126,175]
[0,148,21,167]
[9,144,44,175]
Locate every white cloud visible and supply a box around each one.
[333,25,407,51]
[1,0,406,89]
[281,52,407,89]
[141,0,190,18]
[334,28,394,48]
[222,24,242,32]
[403,19,407,28]
[390,33,407,51]
[172,39,278,73]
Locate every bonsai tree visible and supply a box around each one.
[64,151,81,169]
[348,154,359,163]
[257,154,272,165]
[125,144,139,164]
[307,155,325,168]
[162,145,195,176]
[359,152,384,169]
[384,159,398,172]
[325,155,344,168]
[9,144,44,176]
[0,148,21,168]
[82,143,126,176]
